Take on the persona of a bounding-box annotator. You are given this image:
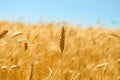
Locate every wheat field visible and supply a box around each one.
[0,21,120,80]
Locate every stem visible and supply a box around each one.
[29,64,34,80]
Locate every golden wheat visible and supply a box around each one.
[0,21,120,80]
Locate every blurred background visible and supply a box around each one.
[0,0,119,28]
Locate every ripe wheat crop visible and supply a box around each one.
[0,21,120,80]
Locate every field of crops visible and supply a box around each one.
[0,21,120,80]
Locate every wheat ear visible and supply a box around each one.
[0,30,8,39]
[110,33,120,39]
[24,42,28,51]
[60,27,65,52]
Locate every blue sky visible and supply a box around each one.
[0,0,120,28]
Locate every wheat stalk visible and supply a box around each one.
[29,64,34,80]
[59,26,65,79]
